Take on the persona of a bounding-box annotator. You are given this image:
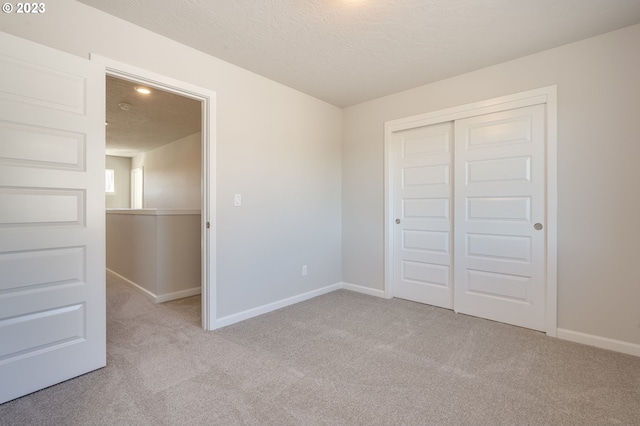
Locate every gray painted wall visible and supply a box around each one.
[132,132,202,209]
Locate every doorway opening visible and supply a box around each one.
[105,74,203,324]
[94,55,217,330]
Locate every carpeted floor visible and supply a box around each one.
[1,272,640,425]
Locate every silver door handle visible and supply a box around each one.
[534,223,543,230]
[395,218,401,224]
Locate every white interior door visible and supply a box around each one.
[0,32,106,403]
[453,105,546,331]
[393,122,453,308]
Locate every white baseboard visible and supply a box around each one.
[106,268,201,304]
[341,282,386,298]
[212,282,343,329]
[107,268,156,302]
[557,328,640,357]
[155,287,201,303]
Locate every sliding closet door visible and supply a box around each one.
[392,122,453,309]
[453,105,546,331]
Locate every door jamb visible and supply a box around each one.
[90,55,217,331]
[383,86,557,336]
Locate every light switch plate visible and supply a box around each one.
[234,193,242,206]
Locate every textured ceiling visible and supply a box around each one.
[106,76,201,157]
[79,0,640,107]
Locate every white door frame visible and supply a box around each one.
[384,86,558,336]
[91,55,217,331]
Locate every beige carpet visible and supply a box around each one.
[1,272,639,425]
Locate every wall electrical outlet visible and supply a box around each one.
[302,265,308,276]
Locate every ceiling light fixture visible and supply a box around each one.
[118,102,133,111]
[135,87,151,95]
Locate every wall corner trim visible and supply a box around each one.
[557,328,640,357]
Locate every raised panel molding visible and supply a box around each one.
[467,269,529,302]
[0,121,85,170]
[403,198,449,219]
[0,188,85,227]
[0,304,86,362]
[402,260,449,287]
[0,247,85,293]
[403,164,449,186]
[0,54,86,114]
[403,230,449,253]
[467,233,531,262]
[466,156,532,184]
[466,116,532,149]
[402,132,450,157]
[467,197,531,222]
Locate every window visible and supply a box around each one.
[105,169,115,193]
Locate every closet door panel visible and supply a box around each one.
[392,122,454,309]
[454,105,546,331]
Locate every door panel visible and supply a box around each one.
[454,105,546,331]
[0,32,105,404]
[393,122,453,308]
[466,197,531,222]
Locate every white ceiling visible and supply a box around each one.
[106,76,201,157]
[98,0,640,155]
[80,0,640,107]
